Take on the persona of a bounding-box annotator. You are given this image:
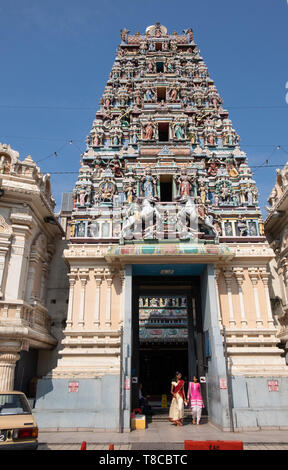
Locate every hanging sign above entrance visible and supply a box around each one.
[139,295,188,342]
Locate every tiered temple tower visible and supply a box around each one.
[34,24,288,432]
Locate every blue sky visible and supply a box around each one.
[0,0,288,215]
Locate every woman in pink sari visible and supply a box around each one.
[187,376,204,425]
[169,372,186,426]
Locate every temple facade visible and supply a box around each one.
[265,162,288,365]
[0,143,64,396]
[33,24,288,431]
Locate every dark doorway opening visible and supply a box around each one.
[158,122,169,142]
[156,62,164,73]
[131,276,207,417]
[139,346,188,396]
[160,175,172,202]
[157,88,166,102]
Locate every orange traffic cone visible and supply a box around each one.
[80,441,87,450]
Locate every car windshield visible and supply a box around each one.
[0,394,31,415]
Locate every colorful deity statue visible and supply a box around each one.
[226,153,239,178]
[144,87,155,102]
[99,178,117,202]
[143,118,155,140]
[207,153,221,177]
[173,119,185,140]
[177,169,194,199]
[78,187,87,206]
[198,180,208,204]
[109,154,124,177]
[141,168,158,199]
[120,28,130,43]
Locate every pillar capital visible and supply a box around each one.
[79,268,89,285]
[93,267,105,285]
[0,351,20,391]
[223,269,234,286]
[258,267,270,285]
[214,266,222,279]
[248,267,259,285]
[104,267,115,285]
[233,267,245,285]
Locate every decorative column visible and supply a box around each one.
[248,268,263,327]
[93,268,104,327]
[31,254,43,302]
[66,269,78,327]
[278,264,288,307]
[104,268,114,328]
[0,352,20,391]
[0,228,12,298]
[223,269,236,327]
[119,269,126,326]
[78,269,89,328]
[214,267,223,327]
[26,253,40,302]
[259,267,275,327]
[40,261,49,306]
[233,267,247,327]
[281,259,288,307]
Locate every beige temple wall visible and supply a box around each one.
[50,241,288,382]
[217,266,274,329]
[215,255,287,377]
[67,266,123,330]
[50,255,125,378]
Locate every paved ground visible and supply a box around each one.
[38,420,288,450]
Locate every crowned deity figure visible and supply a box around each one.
[177,169,194,199]
[226,153,239,178]
[207,153,221,177]
[173,119,185,140]
[109,154,124,177]
[141,168,157,199]
[143,118,155,140]
[198,180,208,204]
[144,88,155,102]
[125,183,136,204]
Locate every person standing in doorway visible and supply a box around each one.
[169,371,186,426]
[187,376,204,425]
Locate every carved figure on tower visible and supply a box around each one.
[109,154,124,177]
[141,168,158,199]
[172,118,185,140]
[207,153,221,177]
[176,169,194,200]
[143,118,156,140]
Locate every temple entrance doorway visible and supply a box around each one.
[131,272,207,416]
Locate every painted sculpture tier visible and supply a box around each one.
[70,23,264,244]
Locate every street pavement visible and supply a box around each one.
[38,420,288,450]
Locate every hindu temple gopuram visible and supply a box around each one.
[33,24,288,431]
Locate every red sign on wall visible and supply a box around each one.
[268,380,279,392]
[68,382,79,392]
[219,378,227,389]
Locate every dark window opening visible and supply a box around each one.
[157,87,166,102]
[156,43,162,51]
[158,122,169,142]
[160,175,173,202]
[156,62,164,73]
